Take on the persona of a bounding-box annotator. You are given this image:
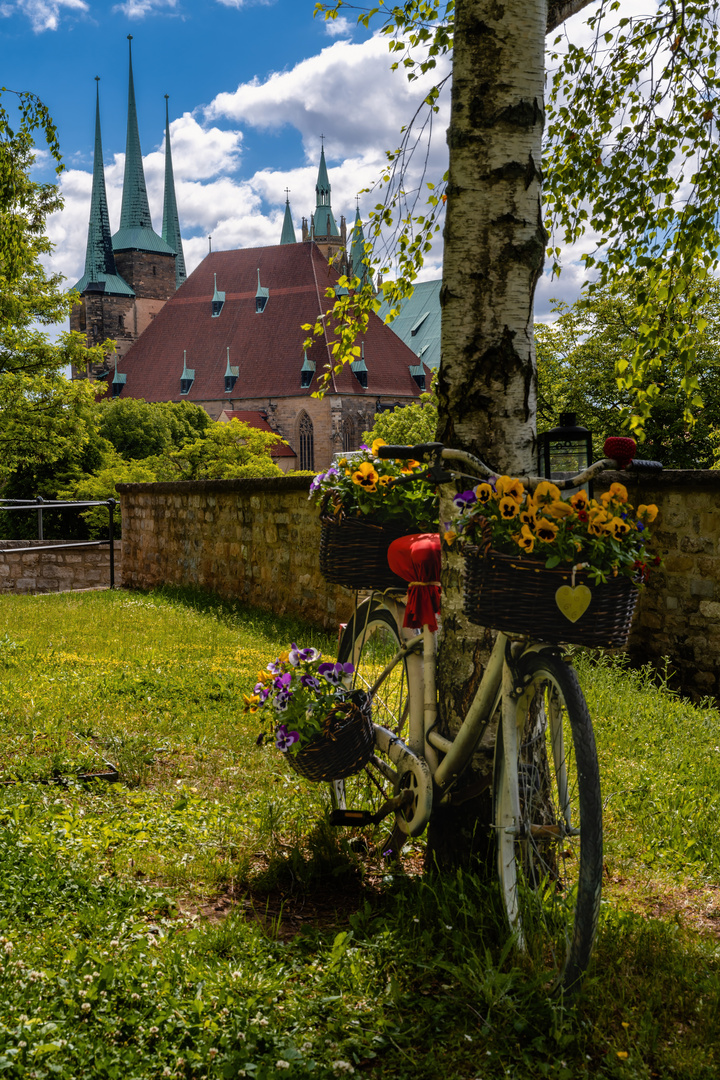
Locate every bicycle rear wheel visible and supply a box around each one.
[332,597,417,857]
[494,651,603,994]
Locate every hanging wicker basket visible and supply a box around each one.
[319,513,413,591]
[462,532,639,649]
[285,691,375,782]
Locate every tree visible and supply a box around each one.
[536,275,720,469]
[97,398,212,461]
[168,419,285,481]
[362,373,438,446]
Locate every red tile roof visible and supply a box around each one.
[219,409,296,457]
[116,242,425,402]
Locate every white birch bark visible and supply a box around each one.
[430,0,548,867]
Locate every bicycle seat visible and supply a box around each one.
[387,533,441,631]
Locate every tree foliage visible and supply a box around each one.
[536,274,720,468]
[168,420,285,481]
[312,0,720,438]
[362,373,438,446]
[97,398,212,461]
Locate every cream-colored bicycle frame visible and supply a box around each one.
[350,446,616,841]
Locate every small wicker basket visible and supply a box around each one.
[285,691,375,782]
[462,540,639,649]
[319,514,412,591]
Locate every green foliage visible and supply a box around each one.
[0,87,114,380]
[313,2,720,440]
[546,0,720,435]
[97,398,212,461]
[362,373,438,446]
[169,419,285,481]
[535,274,720,466]
[0,590,718,1078]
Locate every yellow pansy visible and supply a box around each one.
[352,462,379,490]
[534,480,561,505]
[535,517,559,543]
[371,438,387,457]
[476,483,494,504]
[495,475,524,502]
[637,503,658,523]
[516,524,535,552]
[499,496,520,520]
[546,499,575,519]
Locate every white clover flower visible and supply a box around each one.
[275,1062,290,1070]
[208,1048,218,1058]
[81,1003,91,1013]
[4,941,13,954]
[18,1041,27,1049]
[332,1062,355,1075]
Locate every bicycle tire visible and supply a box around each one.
[494,651,603,994]
[332,597,416,857]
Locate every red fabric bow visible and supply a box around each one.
[387,533,442,632]
[603,436,636,470]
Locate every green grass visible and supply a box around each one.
[0,588,718,1079]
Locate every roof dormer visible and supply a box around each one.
[211,273,225,317]
[224,347,238,393]
[351,341,368,389]
[180,350,195,395]
[255,269,269,313]
[300,350,315,389]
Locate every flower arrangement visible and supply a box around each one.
[244,643,359,754]
[309,439,438,531]
[448,477,659,584]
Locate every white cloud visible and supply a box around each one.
[324,15,353,37]
[111,0,178,15]
[214,0,274,8]
[8,0,87,31]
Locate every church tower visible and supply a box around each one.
[302,142,346,266]
[71,37,185,373]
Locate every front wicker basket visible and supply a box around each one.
[286,692,375,782]
[463,544,639,648]
[319,515,412,591]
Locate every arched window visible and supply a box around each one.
[342,416,355,453]
[298,412,314,471]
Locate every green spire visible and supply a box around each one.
[71,78,134,297]
[350,206,370,285]
[314,140,339,237]
[113,36,174,256]
[280,190,296,244]
[162,95,187,289]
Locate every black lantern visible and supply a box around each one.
[537,412,593,494]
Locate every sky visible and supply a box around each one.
[2,0,597,323]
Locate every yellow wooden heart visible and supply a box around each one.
[555,584,592,623]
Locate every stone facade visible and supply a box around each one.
[116,476,354,631]
[598,469,720,701]
[0,541,121,594]
[116,470,720,702]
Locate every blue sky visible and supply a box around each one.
[2,0,597,319]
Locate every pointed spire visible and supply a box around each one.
[71,78,133,297]
[120,36,152,231]
[350,205,371,285]
[162,94,187,289]
[280,190,296,245]
[113,37,174,256]
[314,139,339,238]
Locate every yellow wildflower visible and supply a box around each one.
[495,475,524,502]
[352,462,379,490]
[536,517,559,542]
[534,480,561,505]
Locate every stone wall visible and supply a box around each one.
[599,469,720,701]
[116,470,720,700]
[0,541,121,594]
[116,476,354,631]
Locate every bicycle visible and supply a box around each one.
[328,439,655,993]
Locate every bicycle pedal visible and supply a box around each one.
[330,809,376,827]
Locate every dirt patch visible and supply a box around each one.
[176,848,426,939]
[605,873,720,940]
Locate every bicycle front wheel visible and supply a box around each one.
[494,651,603,994]
[332,596,416,857]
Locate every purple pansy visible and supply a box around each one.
[318,661,355,686]
[275,725,300,751]
[289,642,322,666]
[273,690,292,711]
[273,672,293,691]
[300,674,321,691]
[452,490,478,512]
[267,658,284,675]
[253,683,271,701]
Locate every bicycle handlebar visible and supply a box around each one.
[376,442,662,491]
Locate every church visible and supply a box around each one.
[70,40,429,470]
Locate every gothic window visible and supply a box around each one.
[342,416,355,453]
[298,412,314,471]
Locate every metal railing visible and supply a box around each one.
[0,498,118,588]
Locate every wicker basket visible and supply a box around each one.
[319,514,412,591]
[285,691,375,782]
[463,543,638,648]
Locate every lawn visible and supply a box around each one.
[0,587,718,1080]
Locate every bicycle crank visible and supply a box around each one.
[330,788,414,828]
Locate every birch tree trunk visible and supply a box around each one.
[428,0,547,869]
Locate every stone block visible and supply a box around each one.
[700,600,720,620]
[691,578,715,598]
